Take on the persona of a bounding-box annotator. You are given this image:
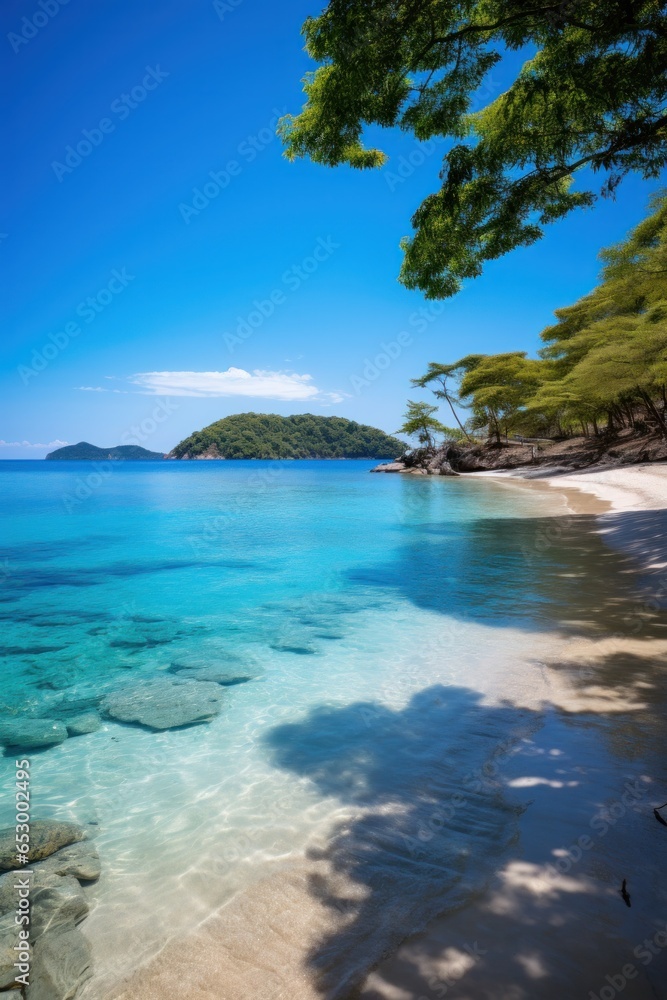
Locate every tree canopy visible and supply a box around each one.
[170,413,405,459]
[397,400,448,449]
[280,0,667,297]
[412,192,667,438]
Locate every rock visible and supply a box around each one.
[0,821,86,872]
[64,713,101,737]
[48,696,103,720]
[102,678,224,730]
[0,719,68,752]
[31,842,100,883]
[0,869,88,937]
[426,456,459,476]
[370,461,405,473]
[29,874,89,938]
[26,918,92,1000]
[170,665,254,685]
[0,911,18,989]
[270,643,318,655]
[169,658,258,686]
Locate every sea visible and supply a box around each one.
[1,460,665,998]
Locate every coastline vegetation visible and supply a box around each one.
[169,413,405,459]
[412,194,667,443]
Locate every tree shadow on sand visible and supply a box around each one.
[264,679,667,999]
[263,504,667,998]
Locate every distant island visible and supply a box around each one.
[169,413,405,459]
[46,442,166,461]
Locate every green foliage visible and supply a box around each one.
[45,442,165,460]
[170,413,405,459]
[397,400,447,449]
[413,194,667,437]
[281,1,667,297]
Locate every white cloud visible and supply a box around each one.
[76,386,127,393]
[128,368,345,403]
[0,439,68,449]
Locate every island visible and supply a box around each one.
[168,413,405,459]
[45,443,166,461]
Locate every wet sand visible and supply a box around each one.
[109,466,667,1000]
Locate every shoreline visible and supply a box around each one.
[362,463,667,999]
[103,465,667,1000]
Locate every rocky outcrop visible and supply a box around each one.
[0,822,98,999]
[372,429,667,477]
[102,677,224,730]
[0,822,86,871]
[371,447,459,476]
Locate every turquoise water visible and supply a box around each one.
[1,461,664,997]
[0,459,560,710]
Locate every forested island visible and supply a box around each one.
[169,413,405,459]
[46,443,165,461]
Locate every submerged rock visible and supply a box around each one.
[65,712,102,737]
[169,659,258,686]
[0,719,68,752]
[29,873,89,938]
[270,643,318,655]
[0,821,86,871]
[27,918,93,1000]
[31,842,100,883]
[0,829,97,999]
[0,912,17,989]
[102,678,224,730]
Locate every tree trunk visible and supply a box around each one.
[439,382,473,442]
[638,388,667,438]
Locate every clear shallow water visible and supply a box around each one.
[1,461,662,997]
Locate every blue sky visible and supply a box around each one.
[2,0,663,457]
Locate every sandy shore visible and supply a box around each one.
[363,464,667,1000]
[108,465,667,1000]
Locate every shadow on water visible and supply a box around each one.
[262,508,667,998]
[348,508,667,640]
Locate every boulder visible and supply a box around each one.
[370,461,405,473]
[426,456,459,476]
[31,842,100,883]
[0,911,18,989]
[0,869,88,938]
[0,719,68,752]
[29,874,89,939]
[0,821,86,871]
[64,713,102,737]
[26,918,92,1000]
[102,678,224,730]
